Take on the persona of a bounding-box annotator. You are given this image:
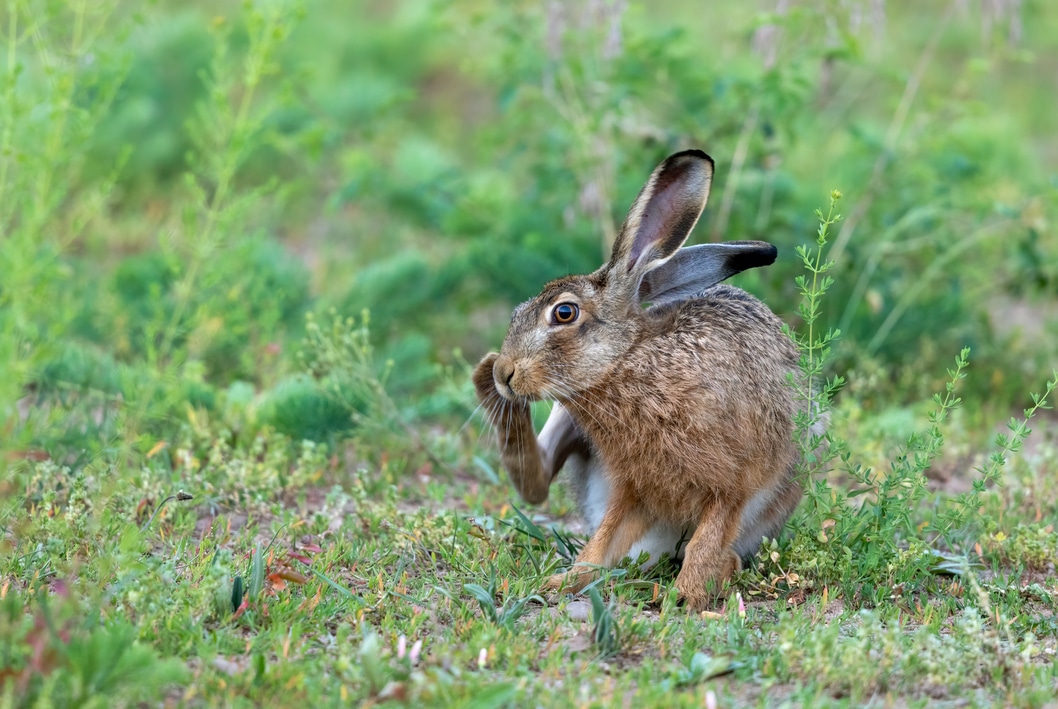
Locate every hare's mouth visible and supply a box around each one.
[495,380,519,401]
[497,381,539,403]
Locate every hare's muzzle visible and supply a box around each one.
[491,355,521,401]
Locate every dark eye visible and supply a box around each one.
[552,302,579,325]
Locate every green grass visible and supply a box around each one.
[3,0,1058,706]
[5,396,1058,707]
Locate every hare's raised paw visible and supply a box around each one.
[471,353,500,401]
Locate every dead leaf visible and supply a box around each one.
[274,569,310,585]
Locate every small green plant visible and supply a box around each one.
[787,191,847,472]
[587,586,621,659]
[461,567,544,630]
[0,591,186,706]
[499,504,580,570]
[258,374,359,443]
[124,1,304,440]
[786,194,1058,600]
[283,310,453,473]
[785,192,967,593]
[0,0,128,457]
[673,651,738,688]
[933,372,1058,539]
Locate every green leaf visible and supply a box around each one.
[249,542,265,599]
[231,576,244,612]
[463,682,517,709]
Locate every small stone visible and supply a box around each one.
[211,657,244,676]
[564,633,592,654]
[566,599,591,622]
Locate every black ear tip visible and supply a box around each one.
[668,149,714,168]
[724,240,778,263]
[727,242,778,272]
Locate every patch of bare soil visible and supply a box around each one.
[987,295,1058,343]
[927,407,1058,496]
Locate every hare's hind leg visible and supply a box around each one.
[674,499,743,610]
[732,472,803,563]
[538,403,590,480]
[541,485,651,595]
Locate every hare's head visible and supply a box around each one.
[490,150,774,402]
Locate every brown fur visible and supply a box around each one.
[473,150,805,609]
[560,286,799,526]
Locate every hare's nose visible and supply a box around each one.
[493,358,516,395]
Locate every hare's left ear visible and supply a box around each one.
[638,240,778,307]
[605,150,714,298]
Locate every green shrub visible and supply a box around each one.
[258,374,358,443]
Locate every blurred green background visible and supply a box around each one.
[2,0,1056,459]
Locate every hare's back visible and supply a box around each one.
[624,283,801,436]
[652,284,798,372]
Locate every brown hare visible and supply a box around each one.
[473,150,806,609]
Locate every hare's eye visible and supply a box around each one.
[552,303,579,325]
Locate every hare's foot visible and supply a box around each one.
[540,569,595,595]
[674,501,742,611]
[676,553,740,610]
[542,487,652,596]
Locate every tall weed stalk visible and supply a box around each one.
[126,2,302,440]
[788,193,1058,598]
[0,0,127,457]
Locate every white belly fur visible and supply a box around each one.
[566,450,787,567]
[565,451,687,567]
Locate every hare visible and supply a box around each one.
[474,240,795,567]
[473,150,806,609]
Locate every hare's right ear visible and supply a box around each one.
[638,240,778,307]
[604,150,714,304]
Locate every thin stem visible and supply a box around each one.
[0,2,18,225]
[126,6,289,438]
[828,0,956,267]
